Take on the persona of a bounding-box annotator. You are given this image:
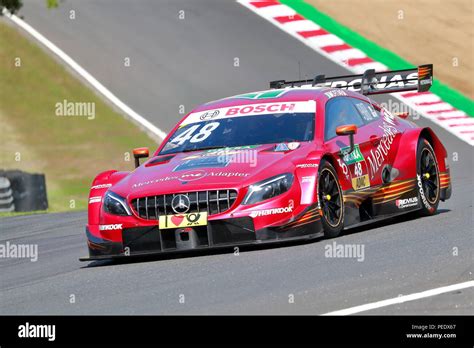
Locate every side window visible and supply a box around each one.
[351,99,381,124]
[324,97,365,140]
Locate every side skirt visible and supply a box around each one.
[343,208,421,231]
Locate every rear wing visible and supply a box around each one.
[269,64,433,95]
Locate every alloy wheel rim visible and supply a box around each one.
[319,168,342,227]
[420,147,439,205]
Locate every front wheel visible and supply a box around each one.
[416,137,440,216]
[317,160,344,238]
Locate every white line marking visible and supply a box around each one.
[2,8,167,141]
[323,280,474,315]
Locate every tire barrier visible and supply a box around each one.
[0,170,48,212]
[0,177,15,212]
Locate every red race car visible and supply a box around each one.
[80,64,451,261]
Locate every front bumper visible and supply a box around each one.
[80,215,322,261]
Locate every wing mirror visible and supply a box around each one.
[133,147,149,168]
[336,124,357,154]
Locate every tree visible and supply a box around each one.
[46,0,58,9]
[0,0,23,15]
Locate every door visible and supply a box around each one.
[350,99,401,185]
[323,96,375,192]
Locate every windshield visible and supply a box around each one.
[160,110,315,155]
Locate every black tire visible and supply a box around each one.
[317,160,344,238]
[416,137,440,216]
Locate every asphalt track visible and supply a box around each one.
[0,0,472,314]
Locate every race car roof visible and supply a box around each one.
[193,64,432,114]
[194,87,361,113]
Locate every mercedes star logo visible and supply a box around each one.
[171,194,191,214]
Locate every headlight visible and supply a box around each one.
[243,173,294,205]
[103,191,132,216]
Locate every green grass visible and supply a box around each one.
[0,21,160,213]
[0,210,48,218]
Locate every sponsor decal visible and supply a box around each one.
[417,174,432,210]
[183,145,260,160]
[99,224,123,231]
[18,322,55,342]
[322,73,418,92]
[302,176,315,184]
[91,183,112,190]
[396,197,418,209]
[207,145,259,155]
[183,170,250,180]
[324,89,347,98]
[199,109,220,120]
[366,111,398,178]
[132,171,250,188]
[340,144,364,165]
[250,200,294,218]
[351,174,370,191]
[418,66,431,80]
[226,103,294,115]
[337,158,349,178]
[296,163,318,168]
[230,89,289,100]
[177,170,208,182]
[174,156,230,171]
[287,142,300,150]
[159,212,208,230]
[275,143,290,152]
[354,101,379,122]
[419,78,432,86]
[89,196,101,204]
[181,101,316,126]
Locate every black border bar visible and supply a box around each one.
[0,315,472,346]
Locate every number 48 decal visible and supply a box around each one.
[172,122,220,145]
[354,162,363,176]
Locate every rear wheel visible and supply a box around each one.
[318,160,344,238]
[416,138,440,216]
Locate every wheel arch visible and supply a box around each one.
[88,170,130,225]
[419,128,448,172]
[320,152,351,191]
[392,127,448,180]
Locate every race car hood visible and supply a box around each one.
[110,143,313,199]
